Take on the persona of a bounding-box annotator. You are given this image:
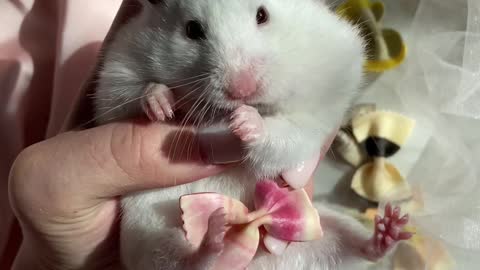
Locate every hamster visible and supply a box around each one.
[93,0,412,269]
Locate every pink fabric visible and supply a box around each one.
[0,0,122,265]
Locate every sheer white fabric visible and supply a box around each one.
[360,0,480,268]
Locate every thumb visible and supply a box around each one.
[87,120,229,197]
[12,120,228,206]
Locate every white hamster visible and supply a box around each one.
[94,0,411,269]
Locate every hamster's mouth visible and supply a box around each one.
[175,84,276,122]
[214,97,272,111]
[174,98,277,126]
[222,89,271,108]
[211,99,278,118]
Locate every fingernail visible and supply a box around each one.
[198,125,245,165]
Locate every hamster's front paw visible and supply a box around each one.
[362,203,413,261]
[229,105,265,143]
[141,83,175,121]
[202,208,228,255]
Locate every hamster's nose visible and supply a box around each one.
[227,69,257,100]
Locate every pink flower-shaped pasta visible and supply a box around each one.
[180,180,323,270]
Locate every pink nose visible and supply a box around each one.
[227,69,257,100]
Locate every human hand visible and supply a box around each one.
[8,120,228,270]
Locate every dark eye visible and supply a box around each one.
[256,6,269,25]
[186,20,206,40]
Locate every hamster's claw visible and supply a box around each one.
[362,203,413,261]
[229,105,265,142]
[142,83,175,122]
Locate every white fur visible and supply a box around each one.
[94,0,369,269]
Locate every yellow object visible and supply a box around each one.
[334,106,416,203]
[349,110,415,202]
[351,158,412,202]
[334,104,377,167]
[333,129,366,167]
[352,110,416,150]
[393,230,456,270]
[392,194,455,269]
[363,208,378,221]
[336,0,407,72]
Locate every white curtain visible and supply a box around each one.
[367,0,480,268]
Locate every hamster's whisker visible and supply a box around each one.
[195,83,214,128]
[353,19,371,30]
[342,125,353,133]
[77,93,151,128]
[204,95,216,126]
[168,73,211,87]
[168,85,209,161]
[187,88,212,161]
[192,95,210,130]
[83,73,207,128]
[186,100,207,161]
[168,82,205,161]
[169,77,210,90]
[170,73,213,109]
[174,90,209,162]
[190,92,215,159]
[90,74,210,134]
[327,145,338,162]
[326,0,345,9]
[210,99,219,125]
[171,80,207,110]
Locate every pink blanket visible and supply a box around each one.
[0,0,122,266]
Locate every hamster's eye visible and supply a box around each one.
[186,20,206,40]
[256,6,269,25]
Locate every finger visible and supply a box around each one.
[398,232,414,240]
[99,121,232,196]
[373,215,382,235]
[385,203,393,217]
[397,214,409,226]
[18,121,229,204]
[392,206,401,221]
